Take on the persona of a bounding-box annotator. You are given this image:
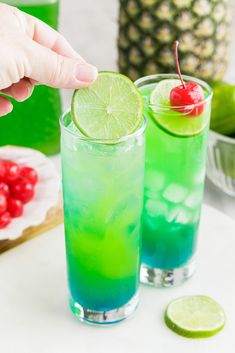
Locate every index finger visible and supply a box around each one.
[22,10,85,62]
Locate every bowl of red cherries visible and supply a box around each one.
[0,146,60,240]
[0,160,38,229]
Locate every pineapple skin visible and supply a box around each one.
[118,0,232,81]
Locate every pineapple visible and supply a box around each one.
[118,0,232,81]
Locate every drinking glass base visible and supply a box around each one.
[140,258,196,287]
[69,292,139,325]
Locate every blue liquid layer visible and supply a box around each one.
[142,216,198,269]
[68,265,138,311]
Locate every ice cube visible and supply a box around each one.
[167,207,192,224]
[106,195,141,228]
[145,170,165,193]
[176,209,192,224]
[185,190,203,209]
[167,207,179,223]
[146,199,168,217]
[163,183,188,203]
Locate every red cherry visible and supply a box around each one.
[2,160,20,183]
[10,179,35,204]
[0,194,7,213]
[20,166,38,185]
[0,160,6,180]
[170,41,204,117]
[0,182,10,198]
[0,211,12,229]
[170,82,204,116]
[7,198,24,218]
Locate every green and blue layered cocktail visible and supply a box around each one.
[136,73,213,287]
[60,72,145,324]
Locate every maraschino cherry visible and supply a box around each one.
[170,41,204,117]
[0,159,38,229]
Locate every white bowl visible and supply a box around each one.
[207,130,235,196]
[0,146,61,240]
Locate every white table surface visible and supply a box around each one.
[0,204,235,353]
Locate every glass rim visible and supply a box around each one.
[135,73,213,110]
[60,109,146,144]
[209,129,235,144]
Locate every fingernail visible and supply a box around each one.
[12,81,33,102]
[25,82,34,97]
[0,100,13,117]
[7,103,13,114]
[75,64,98,82]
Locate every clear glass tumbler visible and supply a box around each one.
[60,110,146,324]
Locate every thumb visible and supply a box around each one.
[24,38,98,89]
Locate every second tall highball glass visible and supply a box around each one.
[136,74,213,287]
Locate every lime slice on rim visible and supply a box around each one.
[150,79,181,106]
[71,71,143,140]
[165,295,226,338]
[150,79,207,137]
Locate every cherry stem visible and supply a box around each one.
[174,41,186,89]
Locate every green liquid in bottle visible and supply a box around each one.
[0,0,62,155]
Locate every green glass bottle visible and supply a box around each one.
[0,0,62,155]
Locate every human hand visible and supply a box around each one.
[0,3,98,117]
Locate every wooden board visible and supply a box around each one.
[0,202,64,254]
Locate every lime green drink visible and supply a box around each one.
[136,74,213,287]
[0,0,61,155]
[14,0,59,28]
[61,73,145,324]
